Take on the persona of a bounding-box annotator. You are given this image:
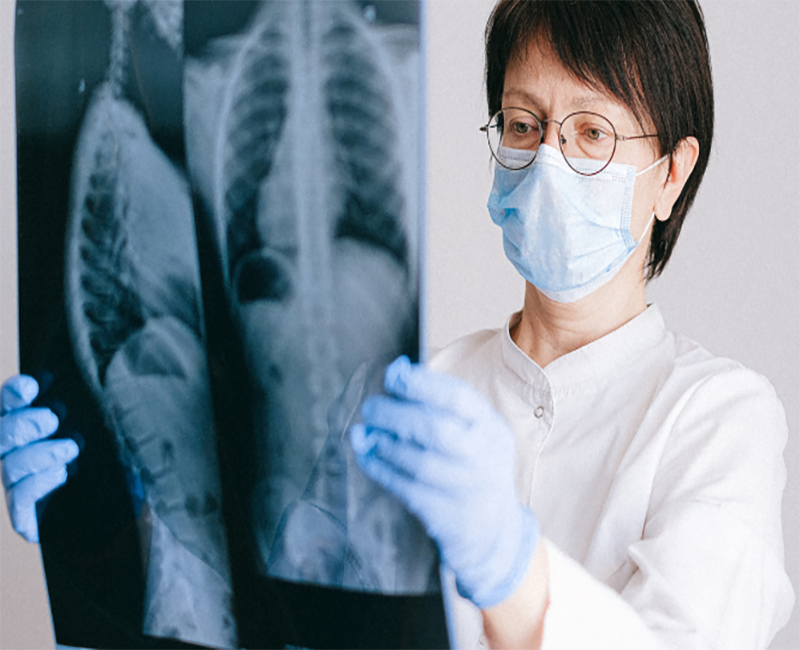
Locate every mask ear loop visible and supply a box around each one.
[635,154,670,177]
[636,212,656,245]
[635,212,659,283]
[636,154,671,223]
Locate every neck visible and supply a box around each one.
[510,253,649,368]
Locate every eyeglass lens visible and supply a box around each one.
[486,108,617,174]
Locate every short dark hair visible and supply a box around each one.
[485,0,714,279]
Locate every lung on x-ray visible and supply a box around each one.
[15,1,447,647]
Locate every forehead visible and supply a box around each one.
[502,39,646,132]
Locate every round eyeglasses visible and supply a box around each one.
[480,107,659,176]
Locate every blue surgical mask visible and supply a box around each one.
[487,144,667,303]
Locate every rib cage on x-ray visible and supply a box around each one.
[186,0,435,591]
[63,2,236,646]
[65,85,237,649]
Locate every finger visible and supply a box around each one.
[383,357,493,422]
[367,425,467,491]
[365,425,427,480]
[349,423,377,457]
[360,395,461,451]
[0,408,60,457]
[6,465,69,543]
[351,435,438,523]
[2,439,79,489]
[1,375,40,415]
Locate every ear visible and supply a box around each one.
[654,136,700,221]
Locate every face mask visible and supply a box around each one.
[487,144,667,303]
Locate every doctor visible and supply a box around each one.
[2,0,795,648]
[349,0,794,648]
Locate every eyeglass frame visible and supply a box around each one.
[480,107,660,176]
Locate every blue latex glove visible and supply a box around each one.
[0,375,79,542]
[350,356,540,609]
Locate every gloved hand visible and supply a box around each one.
[350,356,540,609]
[0,375,79,542]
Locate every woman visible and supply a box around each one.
[2,1,794,649]
[349,1,794,648]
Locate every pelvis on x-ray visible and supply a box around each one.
[64,2,433,645]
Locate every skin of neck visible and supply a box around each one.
[509,239,650,368]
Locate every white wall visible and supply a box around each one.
[1,1,798,648]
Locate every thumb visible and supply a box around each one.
[1,376,40,415]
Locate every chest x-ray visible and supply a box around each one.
[15,1,446,648]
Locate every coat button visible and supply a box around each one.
[534,405,545,418]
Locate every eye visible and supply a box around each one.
[501,114,540,150]
[512,121,532,135]
[508,118,539,138]
[585,126,609,141]
[586,128,605,140]
[569,116,613,143]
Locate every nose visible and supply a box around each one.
[540,119,563,149]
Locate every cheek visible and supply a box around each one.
[630,174,662,240]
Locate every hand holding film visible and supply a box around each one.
[350,356,541,609]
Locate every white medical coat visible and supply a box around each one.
[431,305,794,649]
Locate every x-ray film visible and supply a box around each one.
[15,1,447,648]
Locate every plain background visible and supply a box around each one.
[1,1,798,648]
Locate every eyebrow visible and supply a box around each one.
[502,87,610,114]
